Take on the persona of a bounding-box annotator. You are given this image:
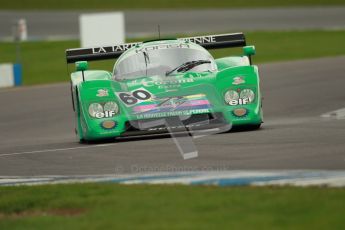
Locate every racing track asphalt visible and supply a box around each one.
[0,7,345,40]
[0,56,345,176]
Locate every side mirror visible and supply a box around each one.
[243,46,256,56]
[75,61,88,71]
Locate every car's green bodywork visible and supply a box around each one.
[70,39,263,141]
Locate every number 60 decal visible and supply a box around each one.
[116,88,152,106]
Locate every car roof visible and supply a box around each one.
[116,39,210,62]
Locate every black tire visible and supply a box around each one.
[249,123,262,130]
[230,123,262,132]
[70,82,75,111]
[79,138,88,144]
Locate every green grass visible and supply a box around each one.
[1,30,345,85]
[0,184,344,229]
[1,0,344,10]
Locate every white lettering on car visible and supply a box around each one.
[141,78,194,87]
[135,43,190,54]
[116,88,152,106]
[229,98,249,106]
[182,36,216,44]
[95,111,116,119]
[92,47,107,53]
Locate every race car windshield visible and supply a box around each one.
[114,44,217,80]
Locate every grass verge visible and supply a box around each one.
[1,0,344,10]
[0,30,345,85]
[0,183,344,229]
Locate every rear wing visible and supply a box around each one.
[66,32,246,64]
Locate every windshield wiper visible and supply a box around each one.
[143,51,150,76]
[166,60,211,76]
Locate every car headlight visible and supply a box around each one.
[240,89,255,102]
[104,101,119,114]
[224,90,239,104]
[89,103,103,117]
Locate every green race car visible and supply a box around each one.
[66,33,263,142]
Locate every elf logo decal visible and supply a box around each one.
[96,89,109,97]
[95,111,116,119]
[228,98,249,106]
[232,76,245,85]
[116,88,152,106]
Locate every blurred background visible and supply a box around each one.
[1,0,344,86]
